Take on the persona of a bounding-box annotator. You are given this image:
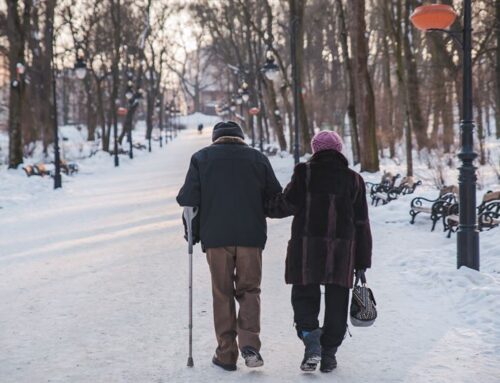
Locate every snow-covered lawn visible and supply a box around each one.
[0,123,499,383]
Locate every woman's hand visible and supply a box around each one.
[355,269,367,284]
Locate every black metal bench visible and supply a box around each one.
[478,191,500,231]
[409,186,458,231]
[366,172,399,192]
[367,172,401,206]
[397,177,423,196]
[371,175,422,206]
[264,146,279,156]
[445,190,500,237]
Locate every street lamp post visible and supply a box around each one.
[241,81,250,130]
[411,2,479,270]
[249,107,260,148]
[125,72,134,159]
[157,94,164,148]
[166,109,171,141]
[236,92,243,121]
[230,99,237,120]
[51,55,62,189]
[50,52,87,190]
[250,105,256,148]
[262,50,281,83]
[170,103,177,138]
[113,103,120,167]
[261,48,281,154]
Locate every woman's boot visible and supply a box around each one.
[300,328,322,371]
[320,347,337,372]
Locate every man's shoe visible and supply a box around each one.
[241,346,264,368]
[320,347,337,373]
[300,329,322,372]
[212,356,237,371]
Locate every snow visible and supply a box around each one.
[0,119,499,383]
[177,112,220,127]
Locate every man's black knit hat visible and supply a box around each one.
[212,121,245,142]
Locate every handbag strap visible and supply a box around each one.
[355,270,367,286]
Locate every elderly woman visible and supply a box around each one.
[268,131,372,373]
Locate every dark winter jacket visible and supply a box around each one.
[267,150,372,288]
[177,136,282,250]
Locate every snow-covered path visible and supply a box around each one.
[1,127,499,383]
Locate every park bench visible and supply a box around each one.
[370,175,422,206]
[133,143,147,150]
[397,177,423,196]
[366,172,400,192]
[264,146,279,156]
[23,164,45,177]
[409,185,458,231]
[445,190,500,237]
[366,172,400,206]
[478,191,500,231]
[61,161,79,175]
[22,160,78,177]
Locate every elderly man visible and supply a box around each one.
[177,121,282,371]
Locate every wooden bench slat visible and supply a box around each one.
[447,214,459,222]
[375,192,389,201]
[483,191,500,203]
[413,207,432,213]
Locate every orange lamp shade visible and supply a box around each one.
[410,4,458,31]
[249,107,260,116]
[117,107,128,116]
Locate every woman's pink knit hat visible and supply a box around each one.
[311,130,343,154]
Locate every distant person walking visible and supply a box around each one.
[177,121,282,371]
[267,130,372,373]
[197,123,203,134]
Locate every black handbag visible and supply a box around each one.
[350,270,377,327]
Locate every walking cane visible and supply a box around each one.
[183,206,198,368]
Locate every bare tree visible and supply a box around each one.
[347,0,378,172]
[6,0,31,168]
[289,0,311,155]
[335,0,360,164]
[496,0,500,138]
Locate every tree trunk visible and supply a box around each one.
[42,0,56,151]
[496,0,500,138]
[431,99,440,149]
[388,0,413,176]
[348,0,379,172]
[442,85,454,153]
[485,99,491,137]
[146,86,154,151]
[110,0,122,161]
[193,82,201,113]
[28,7,42,148]
[159,92,164,147]
[381,10,395,158]
[335,0,360,164]
[403,0,428,150]
[262,78,287,151]
[280,85,294,153]
[95,78,108,151]
[405,111,414,177]
[475,84,486,165]
[62,71,69,126]
[85,76,97,141]
[289,0,311,156]
[7,0,31,168]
